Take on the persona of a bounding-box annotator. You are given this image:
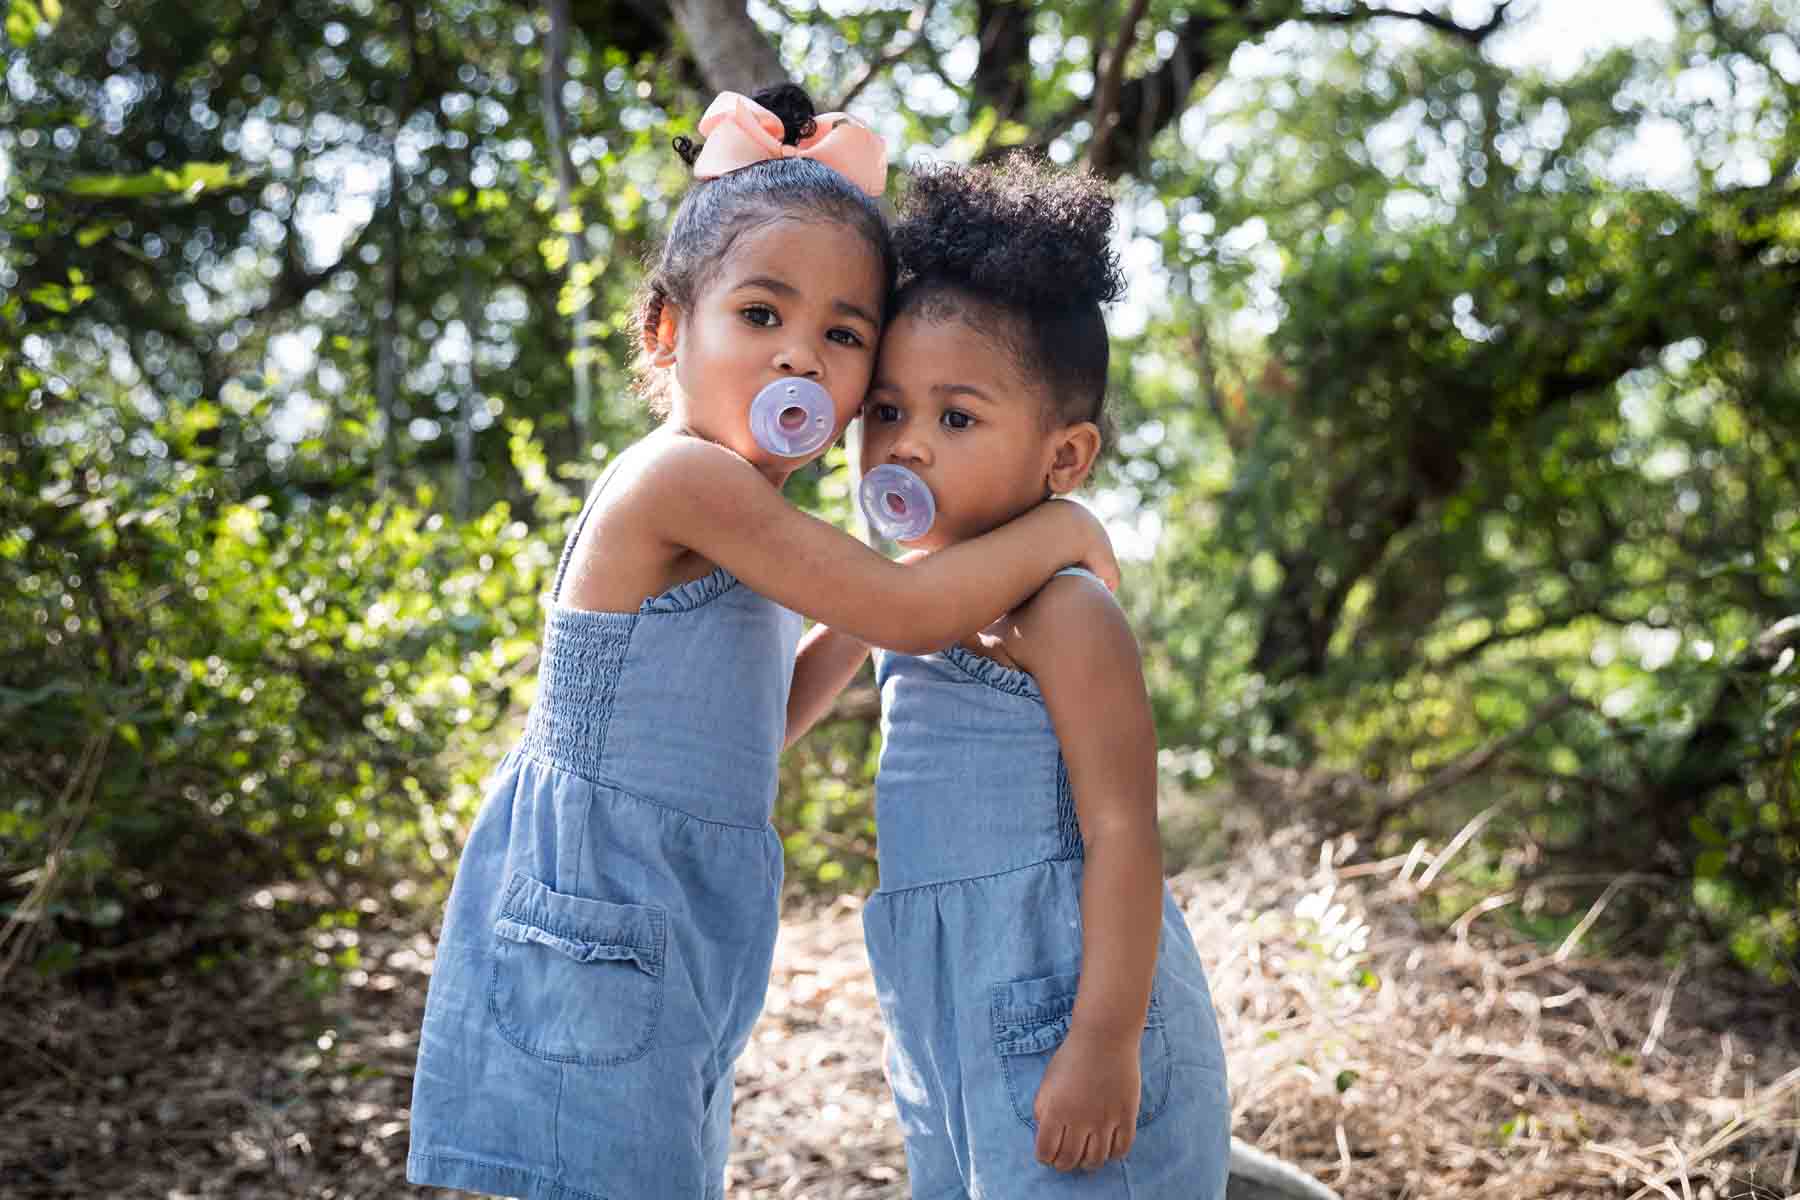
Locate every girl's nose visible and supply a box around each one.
[888,429,930,467]
[774,346,822,378]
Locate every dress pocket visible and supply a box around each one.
[487,870,667,1066]
[990,971,1173,1132]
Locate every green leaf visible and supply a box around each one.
[182,402,221,432]
[28,283,70,313]
[1689,815,1726,846]
[64,162,251,200]
[34,940,82,976]
[6,9,35,49]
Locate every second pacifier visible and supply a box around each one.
[859,464,936,542]
[750,378,835,458]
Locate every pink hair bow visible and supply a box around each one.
[691,91,888,197]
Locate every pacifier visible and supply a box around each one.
[859,464,936,542]
[750,378,835,458]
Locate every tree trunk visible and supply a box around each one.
[669,0,787,94]
[972,0,1032,116]
[542,0,593,448]
[455,262,480,521]
[375,175,402,492]
[374,0,418,493]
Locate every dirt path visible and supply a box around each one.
[3,826,1795,1198]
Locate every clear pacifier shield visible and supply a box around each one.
[749,378,835,458]
[859,464,937,542]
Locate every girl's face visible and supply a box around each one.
[860,309,1096,551]
[650,216,885,485]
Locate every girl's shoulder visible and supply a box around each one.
[557,433,757,613]
[1017,566,1120,624]
[1002,566,1136,684]
[585,430,772,529]
[606,428,753,490]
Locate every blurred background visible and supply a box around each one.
[1,0,1797,1193]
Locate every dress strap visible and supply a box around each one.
[549,455,627,605]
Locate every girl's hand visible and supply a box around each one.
[1042,499,1121,592]
[1032,1027,1140,1172]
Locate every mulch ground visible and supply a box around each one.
[3,819,1795,1199]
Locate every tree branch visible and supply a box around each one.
[543,0,593,443]
[1426,596,1637,673]
[1298,1,1513,46]
[971,0,1033,118]
[1087,0,1153,173]
[832,4,933,112]
[1191,324,1251,453]
[1036,1,1515,177]
[1366,692,1577,827]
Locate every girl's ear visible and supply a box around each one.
[1046,420,1102,495]
[645,302,681,368]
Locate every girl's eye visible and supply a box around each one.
[867,402,900,423]
[743,305,778,327]
[942,410,974,431]
[827,328,866,348]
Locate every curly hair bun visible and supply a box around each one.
[752,82,818,145]
[894,154,1124,310]
[672,82,819,166]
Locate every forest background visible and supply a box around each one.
[2,0,1797,1196]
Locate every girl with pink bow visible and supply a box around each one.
[407,83,1120,1200]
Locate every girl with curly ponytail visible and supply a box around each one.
[791,154,1232,1200]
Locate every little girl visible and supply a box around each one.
[407,88,1119,1200]
[788,156,1231,1198]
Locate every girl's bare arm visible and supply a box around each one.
[637,439,1118,654]
[785,623,871,749]
[1009,574,1162,1170]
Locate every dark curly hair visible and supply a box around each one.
[890,154,1124,451]
[634,83,896,413]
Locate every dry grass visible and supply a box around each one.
[1187,821,1800,1200]
[1,817,1795,1199]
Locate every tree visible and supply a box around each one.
[4,0,1796,982]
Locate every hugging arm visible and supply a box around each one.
[785,549,941,748]
[643,439,1117,654]
[785,623,872,749]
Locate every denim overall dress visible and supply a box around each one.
[862,572,1231,1199]
[408,469,803,1200]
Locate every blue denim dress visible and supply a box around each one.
[408,473,803,1200]
[863,575,1231,1199]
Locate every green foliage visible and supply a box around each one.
[779,704,881,894]
[6,0,59,49]
[1118,3,1800,979]
[3,0,1797,987]
[0,352,556,966]
[63,162,249,199]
